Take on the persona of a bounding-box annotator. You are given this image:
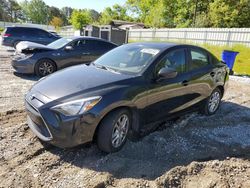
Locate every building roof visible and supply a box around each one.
[110,20,145,28]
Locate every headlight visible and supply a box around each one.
[51,96,101,116]
[16,53,33,60]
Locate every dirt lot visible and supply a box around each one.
[0,46,250,188]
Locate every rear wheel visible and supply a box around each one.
[202,88,222,115]
[35,59,56,77]
[97,109,131,153]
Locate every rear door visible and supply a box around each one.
[79,40,116,62]
[186,47,215,106]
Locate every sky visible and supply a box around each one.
[17,0,127,12]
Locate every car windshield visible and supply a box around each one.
[93,44,160,74]
[47,38,72,49]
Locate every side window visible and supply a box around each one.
[190,49,209,70]
[96,41,115,50]
[156,48,186,74]
[85,40,97,49]
[12,28,25,36]
[75,40,86,48]
[36,29,50,37]
[27,28,38,36]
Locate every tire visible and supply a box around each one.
[14,41,20,49]
[35,59,56,77]
[201,88,222,115]
[97,109,131,153]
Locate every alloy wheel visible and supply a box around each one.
[39,61,54,76]
[208,91,221,113]
[111,114,129,148]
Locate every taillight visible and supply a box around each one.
[3,33,11,37]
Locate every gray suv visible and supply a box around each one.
[1,26,60,48]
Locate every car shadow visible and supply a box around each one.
[13,72,40,81]
[46,101,250,180]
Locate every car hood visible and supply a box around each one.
[32,64,133,101]
[16,41,54,54]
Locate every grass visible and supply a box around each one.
[201,43,250,76]
[129,39,250,75]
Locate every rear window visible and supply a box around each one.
[5,27,27,36]
[4,27,49,37]
[190,48,210,70]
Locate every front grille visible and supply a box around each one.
[25,99,52,140]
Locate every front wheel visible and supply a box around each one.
[202,88,222,115]
[97,109,131,153]
[35,59,56,77]
[14,41,20,49]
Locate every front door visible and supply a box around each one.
[145,47,193,124]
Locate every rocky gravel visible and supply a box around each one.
[0,46,250,188]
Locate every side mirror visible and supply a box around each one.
[158,67,177,79]
[65,46,73,51]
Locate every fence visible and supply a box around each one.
[0,21,55,30]
[58,26,76,37]
[128,28,250,46]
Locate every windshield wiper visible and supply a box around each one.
[92,62,107,70]
[92,63,120,74]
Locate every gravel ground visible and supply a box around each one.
[0,46,250,188]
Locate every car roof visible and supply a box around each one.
[124,42,181,50]
[68,36,118,45]
[6,26,45,30]
[125,42,209,52]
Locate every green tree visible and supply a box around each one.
[126,0,158,22]
[209,0,250,27]
[70,9,91,30]
[50,16,63,31]
[0,0,23,22]
[48,6,67,26]
[89,9,100,22]
[21,0,48,24]
[99,4,133,25]
[144,0,165,28]
[126,0,175,28]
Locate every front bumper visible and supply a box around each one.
[25,94,100,148]
[11,57,35,74]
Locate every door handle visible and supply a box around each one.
[210,72,215,77]
[82,52,90,55]
[182,80,189,86]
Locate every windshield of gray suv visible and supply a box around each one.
[47,38,72,49]
[93,44,160,74]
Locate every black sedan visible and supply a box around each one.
[25,42,229,153]
[12,37,117,77]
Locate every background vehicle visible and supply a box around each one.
[1,26,60,48]
[12,37,118,77]
[48,31,60,37]
[25,42,229,153]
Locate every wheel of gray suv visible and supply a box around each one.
[35,59,56,77]
[202,88,222,115]
[97,109,131,153]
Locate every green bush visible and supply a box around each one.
[0,27,4,34]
